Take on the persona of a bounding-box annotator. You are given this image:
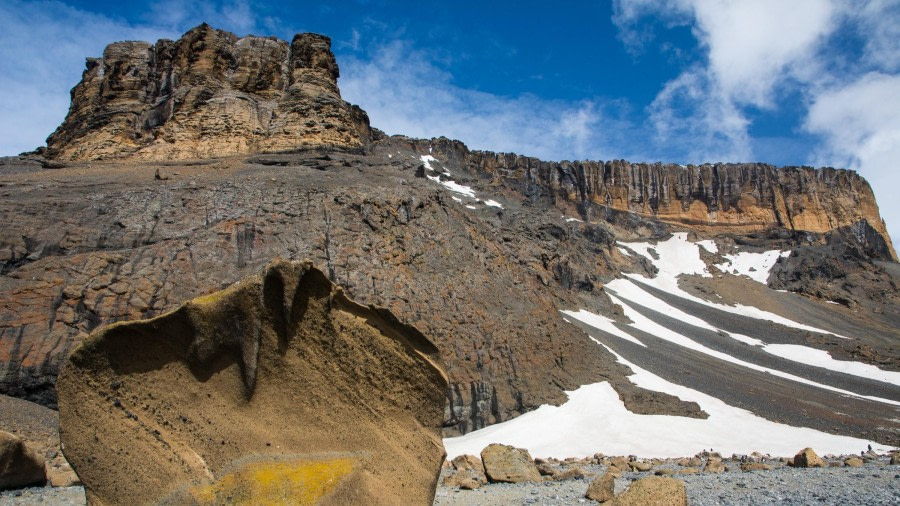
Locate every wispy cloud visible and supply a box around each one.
[338,40,635,162]
[0,0,274,155]
[613,0,900,241]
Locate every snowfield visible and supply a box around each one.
[445,233,899,458]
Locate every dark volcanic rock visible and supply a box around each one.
[57,260,447,504]
[0,148,628,434]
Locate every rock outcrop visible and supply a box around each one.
[45,24,372,161]
[56,260,448,505]
[414,137,896,260]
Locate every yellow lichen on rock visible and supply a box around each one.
[185,457,355,505]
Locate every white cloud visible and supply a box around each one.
[614,0,900,242]
[0,0,274,156]
[806,72,900,243]
[338,41,632,162]
[647,66,751,163]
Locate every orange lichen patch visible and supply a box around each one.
[187,457,355,505]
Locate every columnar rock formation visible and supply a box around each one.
[45,24,372,161]
[57,260,448,504]
[419,138,896,260]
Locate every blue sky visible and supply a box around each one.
[1,0,898,243]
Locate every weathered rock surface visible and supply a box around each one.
[56,260,448,505]
[0,147,631,436]
[45,24,372,161]
[792,448,826,468]
[417,137,896,259]
[0,430,46,490]
[609,475,688,506]
[480,444,541,483]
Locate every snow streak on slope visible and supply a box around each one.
[599,292,899,406]
[443,344,889,459]
[617,233,844,337]
[420,154,505,209]
[717,250,791,284]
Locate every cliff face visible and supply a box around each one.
[45,24,371,161]
[419,139,896,260]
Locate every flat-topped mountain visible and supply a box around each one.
[45,24,372,161]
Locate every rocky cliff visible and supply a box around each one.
[45,24,372,161]
[417,138,896,261]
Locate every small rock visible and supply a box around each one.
[703,460,726,474]
[480,444,541,483]
[627,460,652,472]
[844,456,864,468]
[891,453,900,465]
[585,472,615,503]
[554,466,587,481]
[793,448,826,468]
[740,462,773,472]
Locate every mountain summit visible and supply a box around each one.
[45,24,372,161]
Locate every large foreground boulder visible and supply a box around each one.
[57,260,448,505]
[0,430,46,489]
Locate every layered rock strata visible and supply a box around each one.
[414,138,896,260]
[57,260,447,505]
[45,24,371,161]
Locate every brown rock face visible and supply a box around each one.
[420,137,896,260]
[480,444,542,483]
[45,24,371,161]
[56,260,448,505]
[0,430,46,490]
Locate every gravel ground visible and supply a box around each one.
[434,458,900,505]
[1,458,897,504]
[0,487,85,505]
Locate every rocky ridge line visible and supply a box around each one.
[45,24,373,161]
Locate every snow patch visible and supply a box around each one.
[716,250,790,284]
[618,247,631,257]
[419,154,437,171]
[615,234,846,338]
[763,344,900,387]
[603,291,898,406]
[560,309,646,347]
[483,199,503,209]
[696,240,718,254]
[443,344,889,459]
[425,174,476,198]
